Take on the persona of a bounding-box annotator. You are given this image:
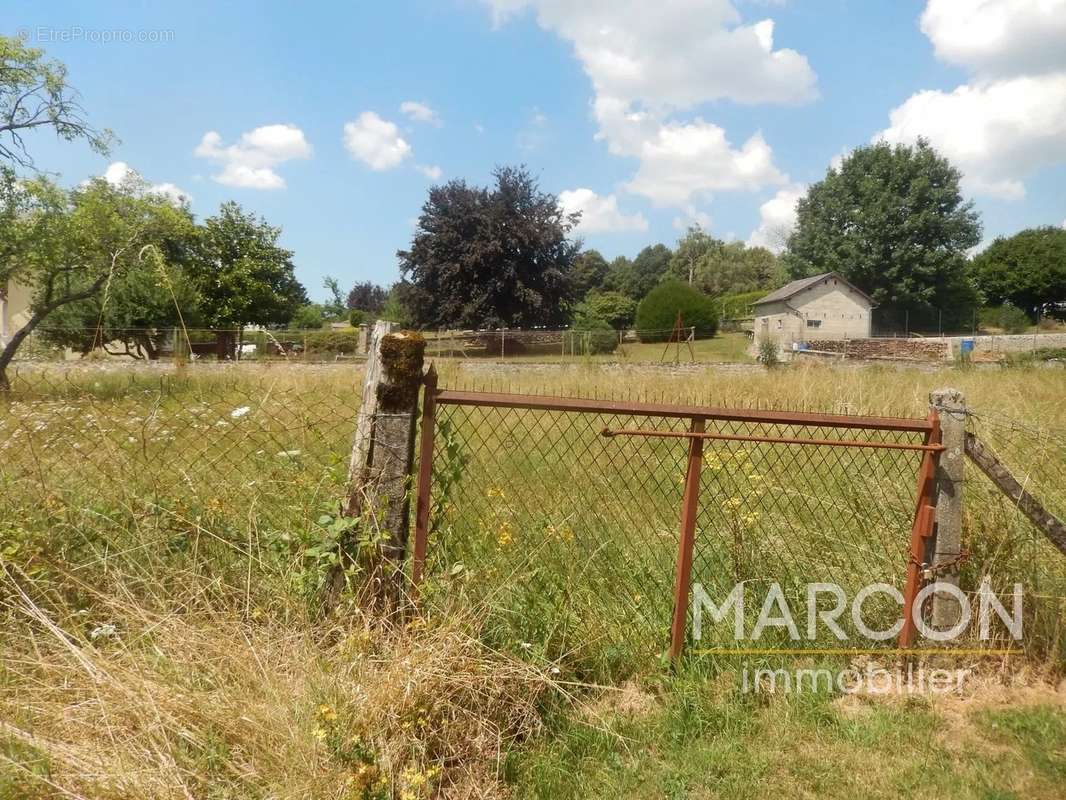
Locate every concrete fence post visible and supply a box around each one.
[929,388,966,629]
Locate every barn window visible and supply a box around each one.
[776,319,783,330]
[807,319,822,328]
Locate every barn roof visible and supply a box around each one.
[753,272,872,306]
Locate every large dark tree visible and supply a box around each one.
[971,227,1066,317]
[398,166,579,328]
[346,280,388,314]
[785,139,981,314]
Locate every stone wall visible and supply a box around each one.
[802,338,951,361]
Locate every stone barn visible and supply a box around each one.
[752,272,872,352]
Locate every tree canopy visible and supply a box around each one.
[667,226,785,296]
[186,201,306,354]
[0,35,113,170]
[971,227,1066,317]
[346,280,388,313]
[785,139,981,313]
[398,166,579,328]
[0,173,190,385]
[570,249,609,299]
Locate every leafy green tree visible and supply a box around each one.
[601,255,634,295]
[570,249,609,298]
[971,227,1066,316]
[573,290,637,330]
[635,280,718,342]
[291,304,327,330]
[321,275,347,319]
[0,174,189,388]
[785,139,981,315]
[378,281,415,328]
[668,227,786,295]
[399,166,578,328]
[0,35,113,170]
[623,244,672,300]
[187,201,307,358]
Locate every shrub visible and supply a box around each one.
[565,317,619,355]
[979,304,1031,334]
[349,308,368,327]
[718,290,767,320]
[573,291,637,330]
[756,336,780,368]
[299,329,362,355]
[634,280,718,342]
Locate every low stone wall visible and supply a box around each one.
[943,332,1066,355]
[803,338,951,361]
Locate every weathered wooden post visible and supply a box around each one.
[929,388,966,629]
[323,320,426,612]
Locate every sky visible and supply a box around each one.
[7,0,1066,301]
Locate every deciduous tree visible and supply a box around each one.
[785,139,980,317]
[971,227,1066,317]
[398,166,578,328]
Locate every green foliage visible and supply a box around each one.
[291,304,327,330]
[623,244,673,300]
[979,303,1031,334]
[0,34,113,170]
[785,139,981,313]
[379,282,414,327]
[601,255,634,295]
[756,336,780,368]
[565,317,619,355]
[297,329,362,355]
[668,227,785,296]
[573,291,636,330]
[399,166,578,328]
[971,226,1066,315]
[0,173,193,384]
[570,249,609,298]
[321,275,347,319]
[349,308,368,327]
[187,201,307,331]
[718,290,769,320]
[635,280,718,342]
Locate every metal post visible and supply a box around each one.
[411,365,438,588]
[929,388,966,629]
[669,417,705,661]
[899,409,941,648]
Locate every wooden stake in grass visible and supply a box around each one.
[324,321,426,612]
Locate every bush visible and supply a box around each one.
[564,317,619,355]
[634,280,718,342]
[573,291,637,330]
[979,304,1031,334]
[298,329,362,355]
[349,308,368,327]
[756,336,780,368]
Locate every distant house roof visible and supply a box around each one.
[753,272,872,307]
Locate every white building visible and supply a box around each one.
[0,280,33,348]
[752,272,872,351]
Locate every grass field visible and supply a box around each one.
[1,359,1064,798]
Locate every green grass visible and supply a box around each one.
[508,670,1066,799]
[2,360,1066,798]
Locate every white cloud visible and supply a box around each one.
[877,2,1066,200]
[746,183,805,252]
[559,188,649,233]
[400,101,441,126]
[483,0,814,208]
[672,206,713,231]
[877,72,1066,201]
[920,0,1066,78]
[342,112,413,171]
[101,161,191,205]
[416,164,443,180]
[194,124,311,189]
[621,121,786,207]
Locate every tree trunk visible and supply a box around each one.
[214,329,237,360]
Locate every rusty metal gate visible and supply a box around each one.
[411,374,942,662]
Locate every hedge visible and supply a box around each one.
[635,281,718,342]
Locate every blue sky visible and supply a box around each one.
[8,0,1066,301]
